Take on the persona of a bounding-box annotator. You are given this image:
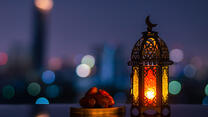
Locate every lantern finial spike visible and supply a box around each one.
[145,16,157,32]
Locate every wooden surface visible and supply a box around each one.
[0,104,208,117]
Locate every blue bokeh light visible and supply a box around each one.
[183,64,197,78]
[46,85,60,98]
[35,97,49,104]
[42,70,55,84]
[202,96,208,105]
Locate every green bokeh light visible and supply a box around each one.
[27,82,41,96]
[169,81,181,95]
[2,85,15,99]
[204,84,208,96]
[81,55,95,68]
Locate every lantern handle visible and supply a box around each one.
[145,16,157,32]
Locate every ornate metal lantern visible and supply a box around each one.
[128,16,173,115]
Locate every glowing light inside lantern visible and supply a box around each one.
[144,67,157,105]
[145,88,156,100]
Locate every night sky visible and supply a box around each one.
[0,0,208,61]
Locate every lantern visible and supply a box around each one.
[128,16,173,115]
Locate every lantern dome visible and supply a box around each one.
[128,17,173,66]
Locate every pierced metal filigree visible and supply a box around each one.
[128,32,173,66]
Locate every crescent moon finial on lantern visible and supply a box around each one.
[145,16,157,32]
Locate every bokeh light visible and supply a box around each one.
[35,97,49,104]
[184,64,197,78]
[202,96,208,105]
[169,81,182,95]
[36,113,50,117]
[46,85,60,98]
[2,85,15,99]
[76,64,91,78]
[0,52,8,66]
[81,55,95,68]
[27,82,41,96]
[170,49,184,63]
[42,70,55,84]
[34,0,53,12]
[48,57,62,70]
[204,84,208,96]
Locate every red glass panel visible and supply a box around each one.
[143,66,157,106]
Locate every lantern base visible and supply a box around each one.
[131,105,171,117]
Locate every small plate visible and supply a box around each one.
[70,106,125,116]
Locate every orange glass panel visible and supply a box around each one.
[144,66,157,106]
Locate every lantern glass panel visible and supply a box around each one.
[162,66,169,104]
[131,67,139,106]
[143,66,157,107]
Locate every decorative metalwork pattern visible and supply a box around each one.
[143,66,157,107]
[130,38,144,62]
[142,38,159,60]
[162,66,169,104]
[159,39,169,60]
[129,33,173,66]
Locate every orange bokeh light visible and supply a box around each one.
[34,0,53,12]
